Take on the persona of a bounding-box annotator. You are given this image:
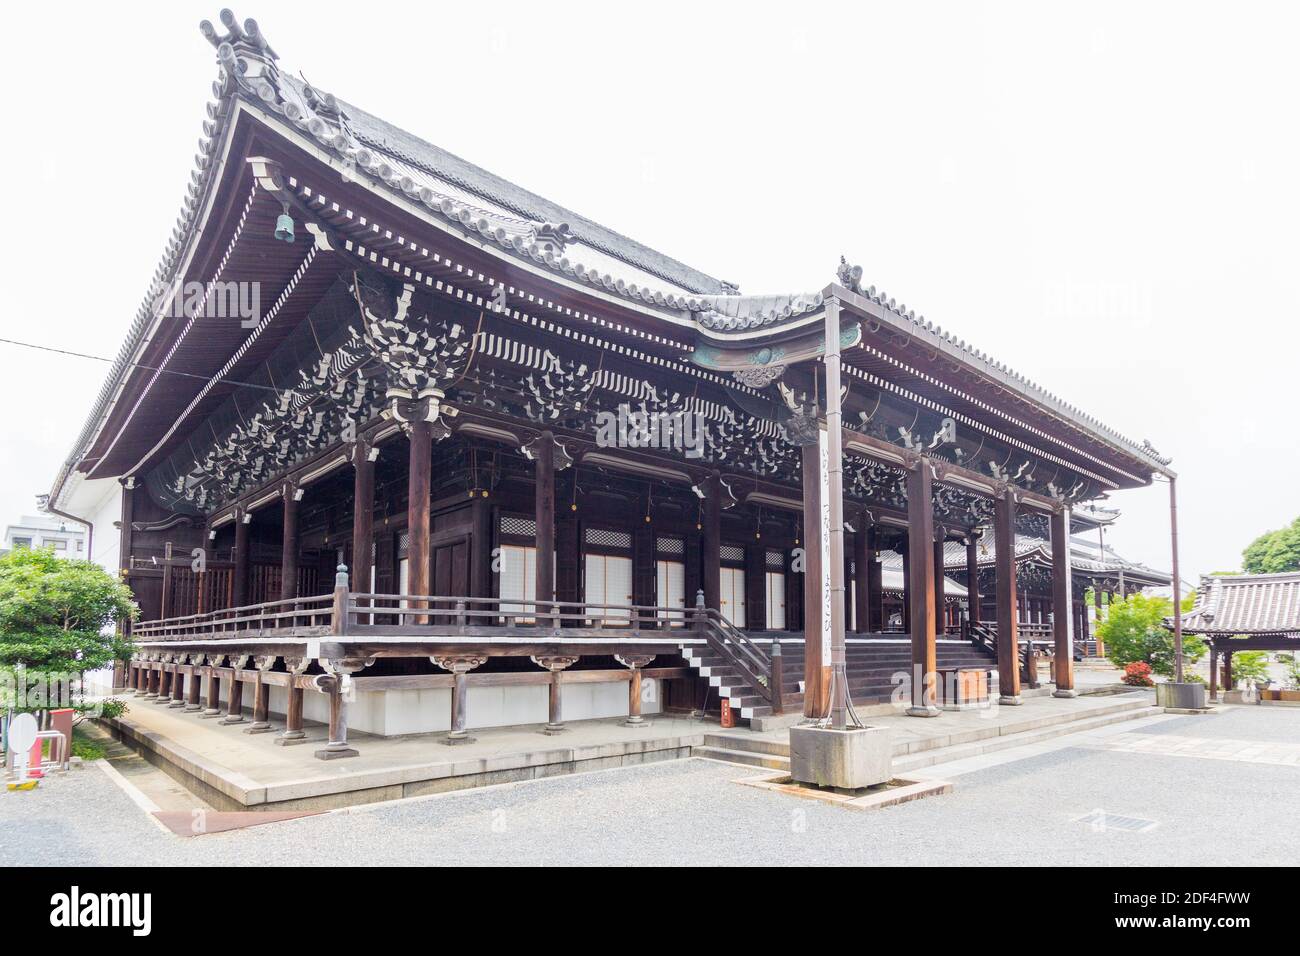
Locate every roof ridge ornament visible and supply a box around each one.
[836,256,865,295]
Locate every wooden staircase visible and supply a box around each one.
[681,636,999,725]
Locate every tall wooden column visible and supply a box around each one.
[534,431,556,612]
[867,528,884,631]
[1051,507,1077,696]
[932,535,947,638]
[853,521,870,634]
[899,537,911,632]
[905,462,939,716]
[232,512,250,608]
[407,418,433,613]
[701,471,722,612]
[470,496,493,600]
[1208,647,1219,701]
[966,535,981,625]
[800,442,826,718]
[351,438,376,596]
[280,482,300,602]
[1094,587,1106,656]
[994,489,1022,703]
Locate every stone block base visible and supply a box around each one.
[1156,682,1208,710]
[314,746,359,760]
[789,725,892,791]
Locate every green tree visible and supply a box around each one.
[1242,517,1300,573]
[1226,650,1270,687]
[0,548,136,697]
[1099,591,1206,678]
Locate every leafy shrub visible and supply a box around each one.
[1228,651,1270,687]
[1122,661,1154,686]
[1100,593,1205,677]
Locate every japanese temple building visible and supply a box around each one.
[45,11,1179,755]
[1180,571,1300,700]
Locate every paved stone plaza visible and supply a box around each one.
[4,705,1297,866]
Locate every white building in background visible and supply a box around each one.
[3,513,88,558]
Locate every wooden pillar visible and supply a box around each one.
[1094,588,1106,657]
[119,479,136,638]
[245,657,274,734]
[994,489,1022,703]
[220,656,246,725]
[1209,647,1219,701]
[906,462,939,716]
[933,535,947,637]
[168,663,186,708]
[534,656,579,734]
[407,419,433,619]
[280,483,300,602]
[899,537,911,632]
[800,442,826,718]
[867,529,884,631]
[184,659,202,711]
[853,521,870,633]
[143,663,158,699]
[314,660,366,760]
[201,657,222,717]
[433,655,485,745]
[966,535,981,625]
[1051,507,1077,696]
[351,441,375,597]
[618,654,656,727]
[159,542,174,620]
[534,431,556,611]
[1223,652,1233,691]
[702,471,722,612]
[232,513,250,608]
[276,659,308,745]
[154,664,173,704]
[469,496,493,600]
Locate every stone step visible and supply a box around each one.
[893,703,1163,772]
[702,733,791,757]
[693,745,790,771]
[696,695,1158,770]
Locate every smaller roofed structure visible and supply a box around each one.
[1181,572,1300,638]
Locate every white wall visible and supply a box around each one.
[254,678,662,736]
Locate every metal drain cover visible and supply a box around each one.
[1074,810,1159,833]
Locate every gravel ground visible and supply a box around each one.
[4,707,1297,867]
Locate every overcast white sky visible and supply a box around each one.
[1,1,1295,583]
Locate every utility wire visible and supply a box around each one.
[0,336,292,396]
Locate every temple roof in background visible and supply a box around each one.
[1182,572,1300,636]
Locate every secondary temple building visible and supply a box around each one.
[45,11,1175,755]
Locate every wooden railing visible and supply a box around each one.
[130,568,777,709]
[131,593,337,640]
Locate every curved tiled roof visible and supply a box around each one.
[1182,572,1300,635]
[46,10,1174,509]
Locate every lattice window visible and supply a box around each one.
[720,545,746,563]
[398,531,410,556]
[585,527,632,550]
[500,515,537,537]
[657,537,685,556]
[766,549,785,570]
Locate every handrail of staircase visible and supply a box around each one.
[692,592,773,705]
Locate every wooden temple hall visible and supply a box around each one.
[46,11,1179,756]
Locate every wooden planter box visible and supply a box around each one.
[937,667,989,710]
[1259,689,1300,702]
